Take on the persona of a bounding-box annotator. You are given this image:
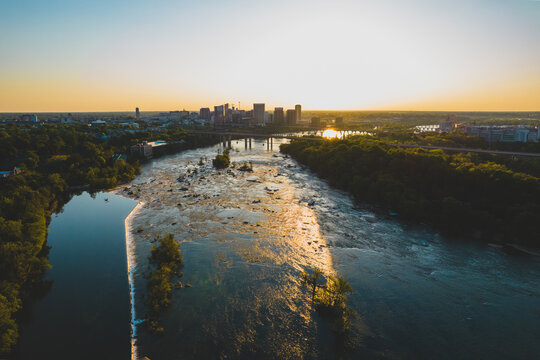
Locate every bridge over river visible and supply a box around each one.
[185,129,540,158]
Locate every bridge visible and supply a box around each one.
[186,130,540,158]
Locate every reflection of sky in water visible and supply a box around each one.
[120,138,540,360]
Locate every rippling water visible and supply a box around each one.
[119,138,540,360]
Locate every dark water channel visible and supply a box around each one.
[18,192,136,360]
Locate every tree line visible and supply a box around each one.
[280,135,540,248]
[0,124,219,354]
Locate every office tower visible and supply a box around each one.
[253,103,265,125]
[199,108,211,121]
[214,105,224,125]
[295,104,301,123]
[286,109,296,125]
[274,107,284,124]
[135,107,140,119]
[311,117,321,127]
[224,103,231,124]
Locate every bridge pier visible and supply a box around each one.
[227,135,232,148]
[270,137,273,150]
[249,138,252,149]
[245,138,248,149]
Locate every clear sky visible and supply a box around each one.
[1,0,540,112]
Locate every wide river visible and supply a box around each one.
[121,138,539,360]
[18,137,540,359]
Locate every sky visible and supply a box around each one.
[1,0,540,112]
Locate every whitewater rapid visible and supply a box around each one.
[124,201,145,360]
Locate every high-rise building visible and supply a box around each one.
[199,108,211,121]
[224,103,231,124]
[253,103,265,125]
[286,109,296,125]
[135,107,140,119]
[214,105,224,125]
[311,117,321,127]
[295,104,302,123]
[273,107,284,124]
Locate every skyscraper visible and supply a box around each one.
[273,107,284,124]
[253,103,265,125]
[214,105,224,125]
[135,107,140,119]
[224,103,230,124]
[286,109,296,125]
[295,104,302,123]
[200,108,211,121]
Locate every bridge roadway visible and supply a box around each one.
[186,130,540,158]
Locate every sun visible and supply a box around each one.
[322,129,339,139]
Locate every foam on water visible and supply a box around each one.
[124,201,145,360]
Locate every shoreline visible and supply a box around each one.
[123,199,145,360]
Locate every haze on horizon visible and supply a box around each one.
[1,0,540,112]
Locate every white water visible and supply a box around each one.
[124,201,145,360]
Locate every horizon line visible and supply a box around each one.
[2,109,540,114]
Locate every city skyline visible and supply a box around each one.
[1,0,540,112]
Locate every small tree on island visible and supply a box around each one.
[212,149,230,169]
[300,268,356,333]
[146,233,184,334]
[300,267,324,304]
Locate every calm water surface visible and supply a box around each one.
[18,192,136,360]
[118,139,540,360]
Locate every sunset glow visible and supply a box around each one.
[1,0,540,112]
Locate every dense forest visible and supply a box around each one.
[0,124,218,354]
[280,135,540,248]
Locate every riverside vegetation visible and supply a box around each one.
[281,135,540,247]
[146,233,184,334]
[0,124,218,354]
[300,268,356,333]
[212,149,230,169]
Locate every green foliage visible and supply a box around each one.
[146,233,183,332]
[212,149,230,169]
[0,124,216,353]
[282,136,540,247]
[300,269,356,333]
[150,233,183,269]
[300,268,323,303]
[315,275,356,333]
[238,161,253,172]
[0,282,21,352]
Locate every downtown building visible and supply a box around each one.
[273,107,284,125]
[286,109,297,125]
[295,104,302,123]
[253,103,265,125]
[199,107,211,121]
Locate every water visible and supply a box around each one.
[118,139,540,360]
[17,192,137,360]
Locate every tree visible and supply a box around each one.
[300,267,324,304]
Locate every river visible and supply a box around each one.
[118,138,540,359]
[16,138,540,359]
[17,192,137,360]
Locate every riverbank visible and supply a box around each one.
[280,137,540,248]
